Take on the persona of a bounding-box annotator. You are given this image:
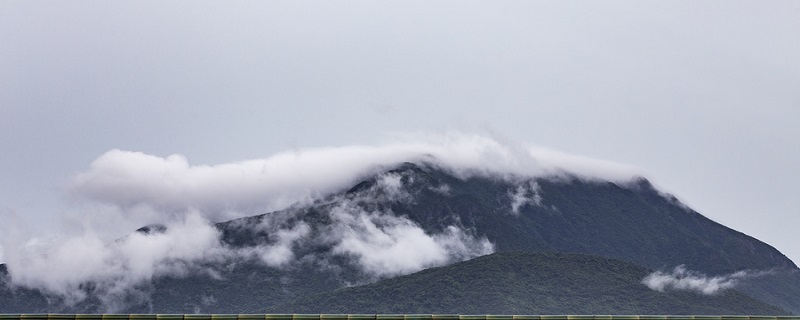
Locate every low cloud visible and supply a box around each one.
[2,209,314,311]
[327,201,493,277]
[320,169,493,277]
[68,132,642,224]
[1,132,641,311]
[509,181,542,215]
[642,265,770,295]
[2,211,228,310]
[235,219,312,268]
[2,166,495,311]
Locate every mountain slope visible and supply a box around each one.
[275,252,789,315]
[736,270,800,316]
[365,163,795,274]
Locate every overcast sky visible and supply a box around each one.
[1,1,799,265]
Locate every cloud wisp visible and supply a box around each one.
[508,181,543,215]
[641,265,770,295]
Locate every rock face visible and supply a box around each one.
[1,162,798,314]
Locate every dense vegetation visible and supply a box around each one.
[275,252,789,315]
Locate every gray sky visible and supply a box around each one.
[1,1,799,265]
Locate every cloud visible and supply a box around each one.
[641,265,769,295]
[68,132,642,223]
[322,170,494,277]
[1,132,642,310]
[327,200,493,277]
[527,145,644,183]
[235,218,312,268]
[509,181,543,215]
[374,172,412,202]
[3,208,319,311]
[2,164,497,311]
[2,211,228,310]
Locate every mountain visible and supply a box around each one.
[1,162,798,314]
[275,252,789,315]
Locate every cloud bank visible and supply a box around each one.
[1,132,640,311]
[641,265,769,295]
[69,132,642,223]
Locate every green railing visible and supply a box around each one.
[0,316,798,320]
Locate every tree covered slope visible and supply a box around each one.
[275,252,789,315]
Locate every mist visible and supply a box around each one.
[642,265,770,295]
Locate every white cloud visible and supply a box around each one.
[2,211,228,310]
[68,132,642,224]
[375,172,411,202]
[509,181,543,215]
[327,201,494,277]
[319,169,494,277]
[237,221,311,268]
[1,132,644,310]
[527,146,644,183]
[641,265,769,295]
[2,159,499,310]
[428,183,451,195]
